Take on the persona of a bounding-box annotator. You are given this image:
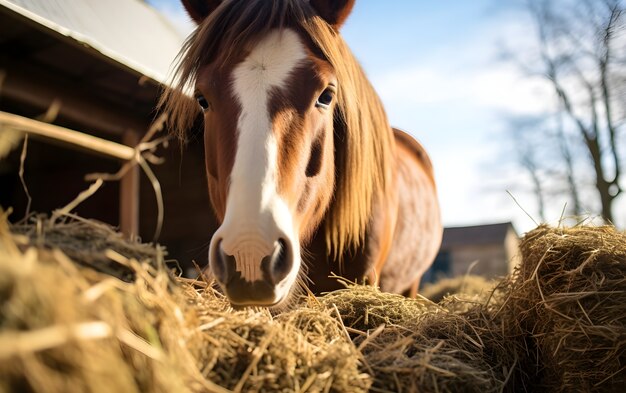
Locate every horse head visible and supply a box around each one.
[180,0,356,307]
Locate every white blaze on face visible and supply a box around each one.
[213,29,306,292]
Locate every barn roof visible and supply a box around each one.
[441,222,517,249]
[0,0,186,84]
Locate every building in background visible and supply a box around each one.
[0,0,218,268]
[422,222,520,284]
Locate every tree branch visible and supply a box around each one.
[599,3,622,192]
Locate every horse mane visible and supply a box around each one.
[159,0,395,260]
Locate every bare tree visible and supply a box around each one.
[554,106,583,216]
[507,115,548,221]
[505,112,583,222]
[518,0,625,223]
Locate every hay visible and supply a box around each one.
[0,214,369,393]
[421,275,496,303]
[184,285,370,392]
[10,214,160,282]
[0,214,207,393]
[1,213,625,392]
[319,287,517,392]
[499,225,626,392]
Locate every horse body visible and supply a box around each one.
[164,0,442,307]
[305,129,441,297]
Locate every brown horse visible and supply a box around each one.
[161,0,442,307]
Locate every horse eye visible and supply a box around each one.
[196,95,210,110]
[316,88,334,109]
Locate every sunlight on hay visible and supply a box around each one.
[319,287,517,392]
[0,129,23,160]
[184,284,370,392]
[1,211,625,393]
[421,274,496,304]
[498,225,626,392]
[0,213,369,393]
[0,214,203,393]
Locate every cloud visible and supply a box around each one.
[374,63,553,119]
[368,57,556,230]
[356,11,566,231]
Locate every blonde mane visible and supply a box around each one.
[159,0,395,259]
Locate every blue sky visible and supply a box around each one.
[147,0,625,234]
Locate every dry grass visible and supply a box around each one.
[421,275,496,303]
[319,287,517,392]
[1,213,625,392]
[0,213,368,393]
[183,284,370,392]
[497,225,626,392]
[0,213,204,393]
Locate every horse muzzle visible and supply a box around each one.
[209,236,296,307]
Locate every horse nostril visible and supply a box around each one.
[269,238,292,284]
[211,240,235,284]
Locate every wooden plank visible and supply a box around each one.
[120,130,140,238]
[0,59,149,136]
[0,111,135,160]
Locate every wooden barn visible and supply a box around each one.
[0,0,217,268]
[422,222,520,283]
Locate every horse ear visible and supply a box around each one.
[181,0,221,24]
[309,0,355,29]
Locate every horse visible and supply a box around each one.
[161,0,443,308]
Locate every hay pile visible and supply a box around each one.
[0,213,210,393]
[0,214,368,393]
[497,225,626,392]
[9,215,160,282]
[187,286,369,392]
[1,213,625,392]
[321,288,516,392]
[421,274,496,303]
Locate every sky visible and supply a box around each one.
[147,0,625,234]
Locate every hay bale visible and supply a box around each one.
[501,225,626,392]
[3,213,625,393]
[0,215,204,393]
[422,275,496,303]
[10,214,160,282]
[184,286,370,392]
[320,287,517,392]
[319,285,435,331]
[0,214,370,393]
